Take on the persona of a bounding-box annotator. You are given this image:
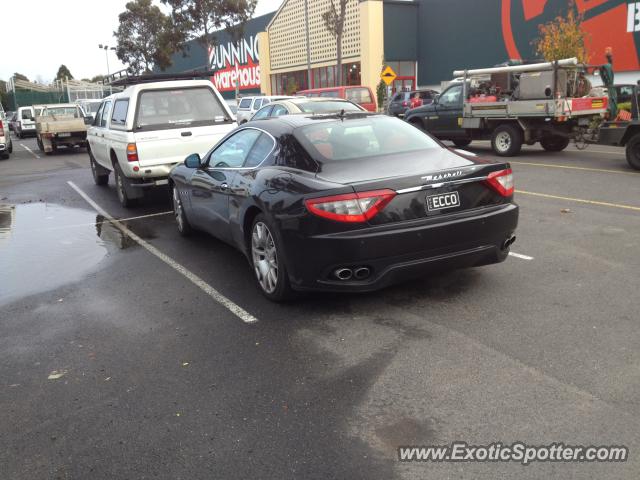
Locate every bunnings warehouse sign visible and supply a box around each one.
[209,35,260,92]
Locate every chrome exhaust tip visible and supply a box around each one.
[502,235,516,250]
[354,267,371,280]
[335,268,353,280]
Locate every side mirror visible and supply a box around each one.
[184,153,202,169]
[84,116,93,125]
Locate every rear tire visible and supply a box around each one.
[491,124,523,157]
[540,135,570,152]
[625,134,640,170]
[172,185,192,236]
[453,138,472,148]
[114,163,137,208]
[250,213,294,302]
[7,139,12,154]
[90,151,109,186]
[37,137,44,151]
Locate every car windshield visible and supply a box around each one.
[294,116,441,162]
[297,101,362,113]
[136,87,229,130]
[44,107,81,117]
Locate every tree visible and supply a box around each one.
[533,3,589,63]
[114,0,175,74]
[90,74,106,84]
[13,72,29,82]
[323,0,348,86]
[56,64,74,81]
[162,0,257,61]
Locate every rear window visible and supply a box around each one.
[297,101,362,113]
[239,98,252,109]
[43,107,81,117]
[111,100,129,126]
[319,91,339,98]
[21,109,32,120]
[294,116,440,162]
[135,87,229,131]
[346,88,373,104]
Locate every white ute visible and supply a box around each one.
[87,79,235,207]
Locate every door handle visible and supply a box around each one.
[181,131,192,137]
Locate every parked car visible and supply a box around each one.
[387,89,439,117]
[15,106,38,138]
[0,115,13,159]
[168,113,518,301]
[296,86,377,112]
[36,104,91,154]
[87,79,235,207]
[236,95,294,124]
[250,97,365,121]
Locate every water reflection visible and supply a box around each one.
[0,203,108,305]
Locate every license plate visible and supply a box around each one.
[57,133,71,137]
[426,191,460,211]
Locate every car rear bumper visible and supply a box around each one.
[284,203,519,292]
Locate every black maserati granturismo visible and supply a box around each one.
[169,113,519,301]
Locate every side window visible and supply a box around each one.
[252,98,262,110]
[100,101,112,128]
[209,129,262,169]
[239,98,252,110]
[320,90,339,98]
[93,103,104,126]
[244,133,275,168]
[439,86,462,106]
[391,93,402,102]
[271,105,288,117]
[253,105,273,120]
[262,98,271,105]
[347,88,372,104]
[111,100,129,126]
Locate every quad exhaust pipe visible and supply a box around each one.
[334,266,371,281]
[502,235,516,251]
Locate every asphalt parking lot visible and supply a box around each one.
[1,133,639,479]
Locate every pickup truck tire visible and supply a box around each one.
[37,137,44,151]
[491,124,523,157]
[114,164,137,208]
[90,152,109,186]
[625,133,640,170]
[172,185,192,236]
[453,139,472,148]
[540,136,570,152]
[7,139,12,154]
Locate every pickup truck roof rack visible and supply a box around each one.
[105,69,216,87]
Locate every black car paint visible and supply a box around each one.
[170,114,518,293]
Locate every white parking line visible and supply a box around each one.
[509,252,534,261]
[67,181,258,324]
[20,144,40,159]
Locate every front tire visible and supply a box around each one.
[114,164,137,208]
[250,214,293,302]
[540,135,570,152]
[625,134,640,170]
[172,185,192,236]
[491,124,523,157]
[37,137,44,151]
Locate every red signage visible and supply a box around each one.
[211,57,261,93]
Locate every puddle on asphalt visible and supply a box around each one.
[0,203,144,306]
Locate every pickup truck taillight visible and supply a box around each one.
[0,120,4,136]
[126,143,139,162]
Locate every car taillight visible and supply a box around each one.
[0,120,4,136]
[126,143,138,162]
[402,101,408,107]
[485,168,514,197]
[305,189,396,223]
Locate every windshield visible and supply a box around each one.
[297,101,363,113]
[294,116,441,162]
[43,107,81,117]
[136,87,229,130]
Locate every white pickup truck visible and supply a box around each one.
[87,79,236,207]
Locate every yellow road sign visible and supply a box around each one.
[381,65,397,85]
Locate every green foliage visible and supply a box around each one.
[533,2,589,63]
[56,65,74,81]
[376,79,386,111]
[161,0,257,54]
[114,0,175,74]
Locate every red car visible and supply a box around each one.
[297,86,377,112]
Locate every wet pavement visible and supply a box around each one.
[1,134,639,479]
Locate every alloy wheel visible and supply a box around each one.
[173,187,185,232]
[251,221,278,294]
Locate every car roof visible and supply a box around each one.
[248,112,384,134]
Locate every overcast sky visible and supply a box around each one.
[1,0,282,83]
